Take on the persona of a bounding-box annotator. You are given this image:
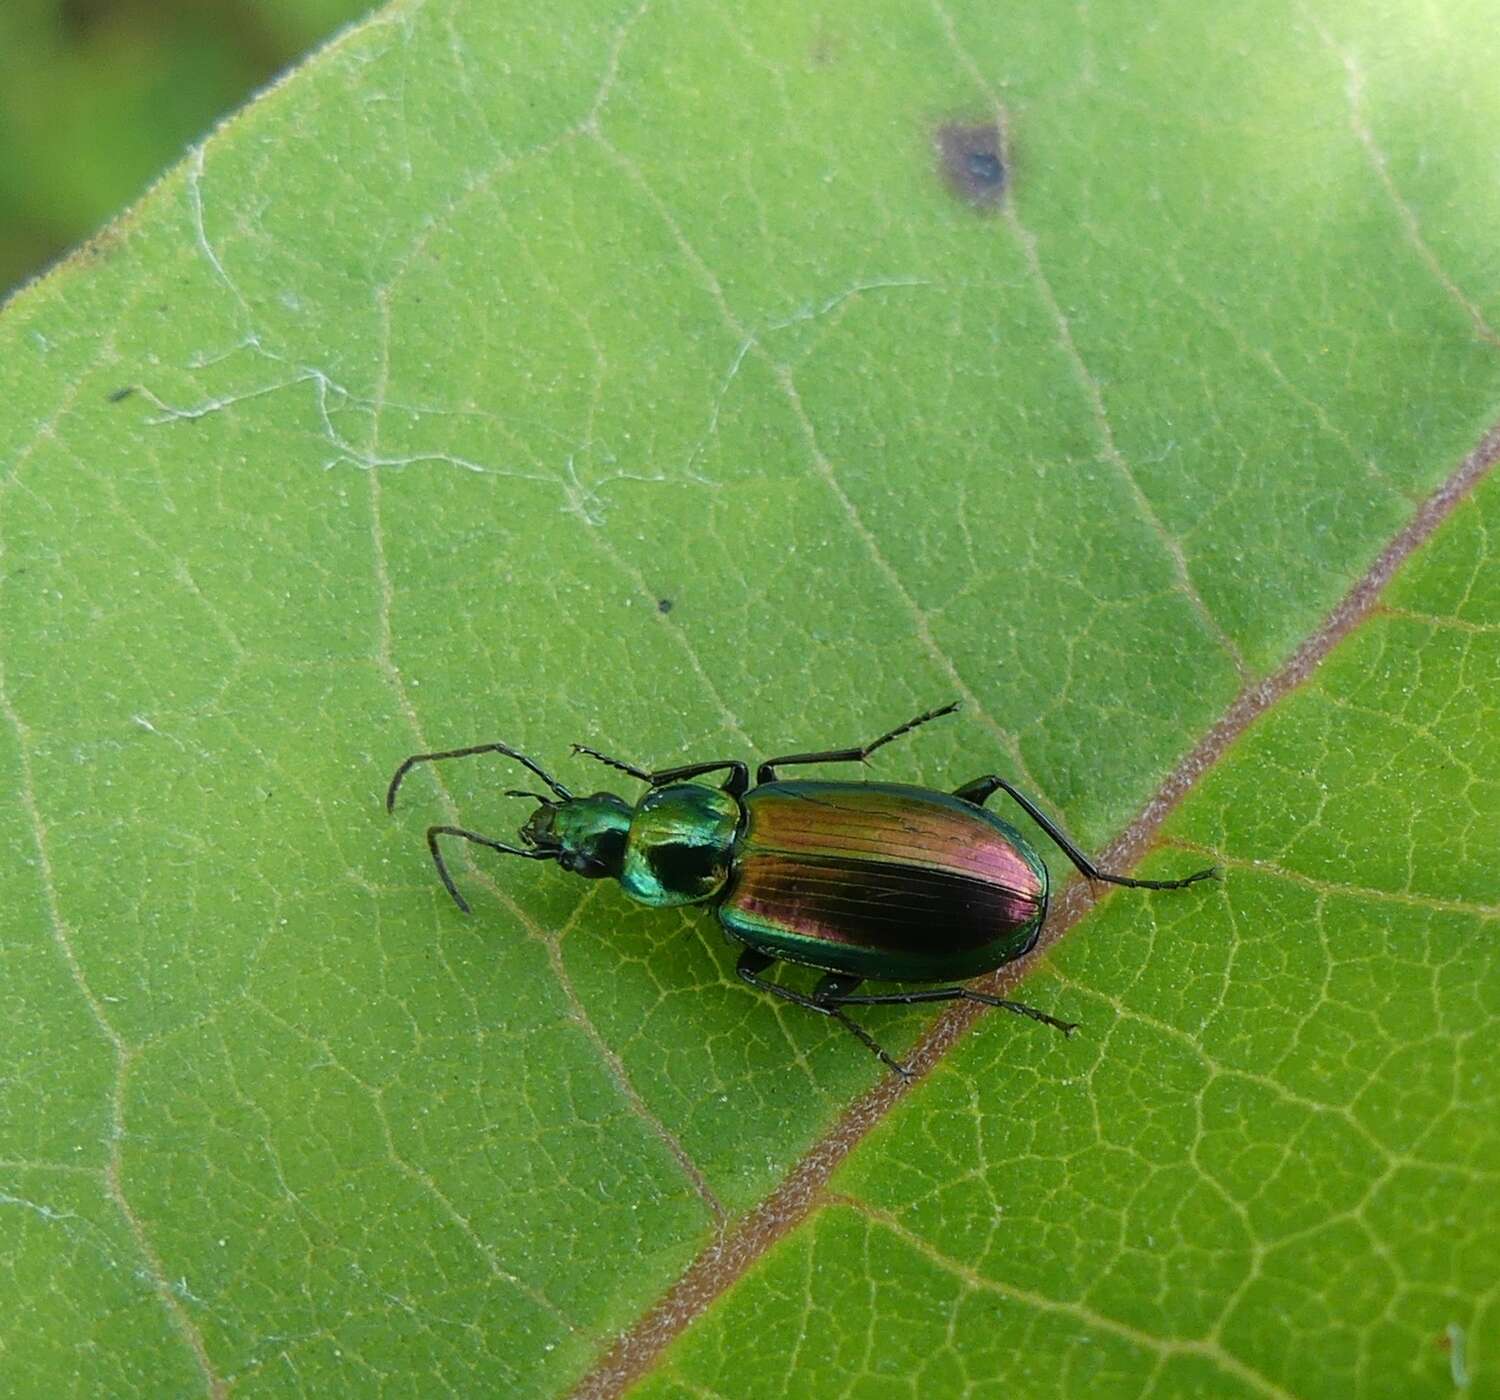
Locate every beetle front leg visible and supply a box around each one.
[953,775,1218,890]
[736,951,911,1079]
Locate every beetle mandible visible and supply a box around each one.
[386,702,1216,1077]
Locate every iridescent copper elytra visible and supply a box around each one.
[387,703,1216,1077]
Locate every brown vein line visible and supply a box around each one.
[569,416,1500,1399]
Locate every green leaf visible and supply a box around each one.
[644,474,1500,1399]
[1,1,1496,1395]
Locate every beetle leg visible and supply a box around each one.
[811,972,865,1004]
[756,701,960,785]
[817,982,1079,1037]
[953,775,1219,890]
[572,747,749,797]
[644,759,750,796]
[736,950,912,1079]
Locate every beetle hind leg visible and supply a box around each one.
[952,990,1078,1036]
[735,951,912,1079]
[815,980,1079,1038]
[953,774,1218,890]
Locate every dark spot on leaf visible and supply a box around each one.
[935,122,1006,209]
[657,598,673,614]
[809,22,843,67]
[107,386,135,403]
[57,0,110,39]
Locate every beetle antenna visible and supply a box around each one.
[425,825,555,912]
[386,742,572,812]
[503,788,553,804]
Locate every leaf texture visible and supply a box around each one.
[1,1,1497,1395]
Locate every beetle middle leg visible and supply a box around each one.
[953,775,1218,890]
[735,950,912,1079]
[813,973,1078,1036]
[756,701,960,785]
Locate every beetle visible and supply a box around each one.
[386,703,1216,1076]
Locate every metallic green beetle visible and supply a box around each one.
[386,703,1215,1076]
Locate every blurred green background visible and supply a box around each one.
[0,0,373,299]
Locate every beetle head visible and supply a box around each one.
[518,791,632,880]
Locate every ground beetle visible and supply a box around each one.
[386,703,1215,1077]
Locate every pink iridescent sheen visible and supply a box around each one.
[742,783,1043,899]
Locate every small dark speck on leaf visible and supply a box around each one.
[936,121,1006,209]
[58,0,113,38]
[107,386,135,403]
[657,598,673,614]
[809,22,843,67]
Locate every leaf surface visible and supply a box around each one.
[642,475,1500,1399]
[0,1,1496,1395]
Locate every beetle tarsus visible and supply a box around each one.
[828,1007,911,1079]
[1100,863,1218,891]
[818,983,1079,1039]
[577,747,751,797]
[964,994,1078,1037]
